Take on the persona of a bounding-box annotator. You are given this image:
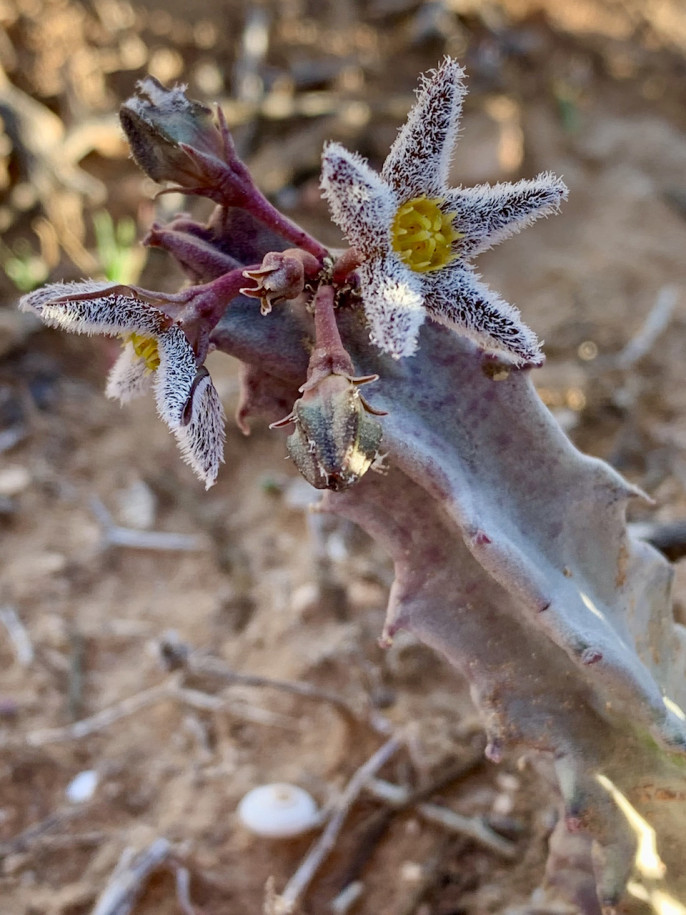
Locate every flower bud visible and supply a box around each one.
[282,373,383,491]
[242,250,314,314]
[120,77,226,187]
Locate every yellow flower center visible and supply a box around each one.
[391,196,462,273]
[127,333,160,371]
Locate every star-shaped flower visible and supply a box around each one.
[320,58,568,362]
[20,281,225,488]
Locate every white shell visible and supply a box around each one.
[66,769,99,804]
[237,783,320,838]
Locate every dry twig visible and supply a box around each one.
[330,880,364,914]
[334,744,486,895]
[27,678,180,746]
[188,653,362,730]
[91,837,171,915]
[365,777,516,859]
[25,673,298,747]
[614,285,679,369]
[0,805,88,859]
[91,497,206,552]
[0,605,34,666]
[173,864,200,915]
[266,734,404,915]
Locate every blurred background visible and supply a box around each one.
[2,2,686,913]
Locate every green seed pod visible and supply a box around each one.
[285,374,383,491]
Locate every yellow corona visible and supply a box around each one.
[127,332,160,371]
[391,196,462,273]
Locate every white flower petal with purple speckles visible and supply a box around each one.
[20,280,226,486]
[320,143,396,259]
[447,173,569,259]
[320,58,567,363]
[172,371,226,489]
[153,323,199,428]
[20,281,167,338]
[358,257,425,359]
[105,342,152,404]
[381,58,466,200]
[424,266,542,365]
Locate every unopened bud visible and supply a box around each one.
[120,77,226,187]
[242,250,318,315]
[274,373,383,491]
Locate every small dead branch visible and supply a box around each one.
[335,745,486,892]
[91,497,206,552]
[330,880,364,914]
[188,653,362,731]
[0,605,34,666]
[26,678,180,746]
[266,734,404,915]
[614,285,679,369]
[0,805,88,859]
[175,685,299,730]
[32,830,106,850]
[173,864,200,915]
[91,837,171,915]
[25,674,297,747]
[365,777,516,858]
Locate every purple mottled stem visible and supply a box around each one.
[180,265,261,329]
[244,194,330,262]
[304,284,357,387]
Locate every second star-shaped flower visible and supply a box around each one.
[321,57,568,362]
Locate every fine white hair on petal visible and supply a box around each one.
[19,281,166,338]
[19,281,112,313]
[131,77,190,110]
[21,278,226,486]
[358,257,425,359]
[320,142,396,258]
[105,343,152,404]
[424,266,541,366]
[153,324,198,428]
[318,60,567,362]
[172,372,226,489]
[381,57,467,200]
[448,173,569,259]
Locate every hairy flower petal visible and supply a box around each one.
[381,57,467,200]
[321,58,566,363]
[20,281,167,338]
[172,371,226,489]
[448,173,569,259]
[424,267,541,365]
[21,280,226,487]
[105,342,152,403]
[154,324,200,428]
[320,143,396,258]
[358,257,425,359]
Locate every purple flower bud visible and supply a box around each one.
[120,77,226,185]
